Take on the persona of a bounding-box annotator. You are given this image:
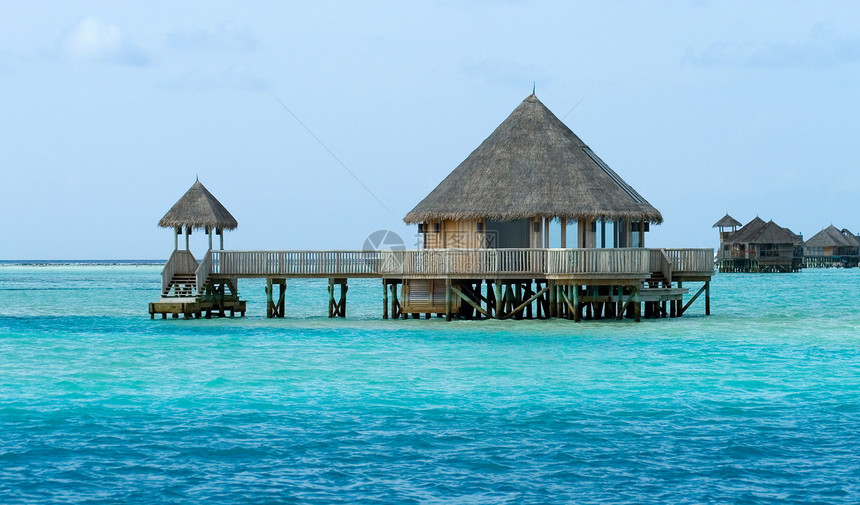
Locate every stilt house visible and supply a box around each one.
[803,225,860,268]
[405,94,662,250]
[716,217,803,272]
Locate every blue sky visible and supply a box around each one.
[2,1,859,259]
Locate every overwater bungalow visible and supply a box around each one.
[803,225,860,268]
[150,94,714,321]
[716,217,803,273]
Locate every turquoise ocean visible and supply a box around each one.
[1,264,859,503]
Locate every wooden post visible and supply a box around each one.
[382,280,388,319]
[634,285,641,322]
[705,281,711,315]
[494,280,503,319]
[174,226,180,250]
[544,217,550,248]
[573,285,581,322]
[328,278,335,318]
[218,228,224,250]
[560,218,567,248]
[277,280,285,317]
[601,221,607,248]
[185,226,191,251]
[207,226,213,251]
[266,279,274,318]
[390,283,400,319]
[549,280,557,318]
[638,223,645,248]
[445,278,452,322]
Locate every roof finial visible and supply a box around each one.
[532,81,536,95]
[196,173,199,182]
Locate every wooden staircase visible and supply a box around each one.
[162,273,197,297]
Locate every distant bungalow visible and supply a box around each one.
[151,94,714,321]
[804,225,860,268]
[715,216,803,273]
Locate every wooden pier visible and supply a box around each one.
[150,247,713,321]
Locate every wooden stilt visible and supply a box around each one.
[494,280,503,319]
[705,281,711,315]
[382,280,388,319]
[445,278,452,322]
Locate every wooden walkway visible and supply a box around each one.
[151,248,714,321]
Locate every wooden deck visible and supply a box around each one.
[197,248,713,284]
[155,247,714,321]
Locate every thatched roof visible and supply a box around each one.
[713,214,742,228]
[805,225,860,248]
[727,217,802,245]
[158,180,238,230]
[404,94,662,224]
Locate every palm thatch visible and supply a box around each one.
[403,94,662,224]
[805,225,860,248]
[158,180,238,230]
[713,214,742,228]
[727,217,801,245]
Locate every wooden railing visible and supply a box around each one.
[208,250,382,277]
[161,249,198,294]
[549,248,650,275]
[663,248,714,273]
[196,248,714,281]
[382,249,546,276]
[196,250,213,293]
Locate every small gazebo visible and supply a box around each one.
[158,180,238,253]
[404,93,662,249]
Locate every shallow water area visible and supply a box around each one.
[2,265,860,503]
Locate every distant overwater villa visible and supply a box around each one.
[150,94,714,321]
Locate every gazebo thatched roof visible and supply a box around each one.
[805,225,860,248]
[158,180,238,230]
[727,217,801,245]
[713,214,742,228]
[403,94,662,224]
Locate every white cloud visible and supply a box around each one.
[62,16,148,66]
[685,25,860,68]
[166,23,257,52]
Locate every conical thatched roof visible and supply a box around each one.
[805,225,860,248]
[403,94,662,224]
[158,180,238,230]
[728,217,801,245]
[713,214,742,228]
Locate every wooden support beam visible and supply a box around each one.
[619,286,636,320]
[450,286,491,319]
[502,286,549,320]
[682,283,708,315]
[558,287,577,319]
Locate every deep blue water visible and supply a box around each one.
[1,265,860,503]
